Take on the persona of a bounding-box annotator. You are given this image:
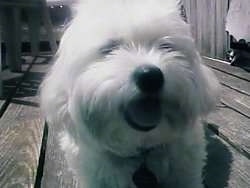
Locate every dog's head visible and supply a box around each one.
[41,0,220,157]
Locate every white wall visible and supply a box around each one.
[226,0,250,42]
[183,0,230,59]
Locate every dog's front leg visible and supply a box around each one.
[166,142,205,187]
[77,152,138,188]
[148,128,206,188]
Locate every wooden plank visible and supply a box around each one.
[204,128,250,188]
[205,60,250,156]
[203,58,250,182]
[207,106,250,157]
[41,123,79,188]
[211,68,250,96]
[205,61,250,152]
[0,57,49,188]
[0,119,44,187]
[203,57,250,81]
[221,85,250,118]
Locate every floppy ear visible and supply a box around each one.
[198,63,220,116]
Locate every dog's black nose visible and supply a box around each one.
[133,64,164,93]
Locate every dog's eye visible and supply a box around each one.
[157,37,176,52]
[159,43,171,49]
[99,40,121,55]
[158,42,172,51]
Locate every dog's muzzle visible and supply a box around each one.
[123,64,164,132]
[124,96,162,131]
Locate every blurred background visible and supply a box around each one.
[0,0,78,97]
[0,0,76,70]
[0,0,249,73]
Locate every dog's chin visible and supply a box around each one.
[106,142,169,158]
[122,96,162,132]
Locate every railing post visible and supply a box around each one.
[0,8,2,97]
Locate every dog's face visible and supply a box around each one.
[41,0,219,157]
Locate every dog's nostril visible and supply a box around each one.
[133,64,164,93]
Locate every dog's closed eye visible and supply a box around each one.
[158,42,171,50]
[157,40,173,52]
[99,39,122,55]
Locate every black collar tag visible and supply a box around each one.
[132,162,159,188]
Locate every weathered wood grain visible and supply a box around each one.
[203,57,250,98]
[213,69,250,95]
[0,57,49,188]
[207,106,250,158]
[41,122,79,188]
[204,128,250,188]
[220,84,250,119]
[0,119,44,187]
[204,57,250,158]
[203,57,250,81]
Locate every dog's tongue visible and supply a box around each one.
[124,97,161,131]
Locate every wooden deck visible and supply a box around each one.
[0,56,249,188]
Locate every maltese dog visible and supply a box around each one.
[41,0,220,187]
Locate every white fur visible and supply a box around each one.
[40,0,220,187]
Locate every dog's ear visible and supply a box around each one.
[197,64,220,116]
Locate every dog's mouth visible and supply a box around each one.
[123,96,162,131]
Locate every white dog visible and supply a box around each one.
[41,0,220,187]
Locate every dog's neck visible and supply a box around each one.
[103,146,163,188]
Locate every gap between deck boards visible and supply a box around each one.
[34,122,48,188]
[204,57,250,161]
